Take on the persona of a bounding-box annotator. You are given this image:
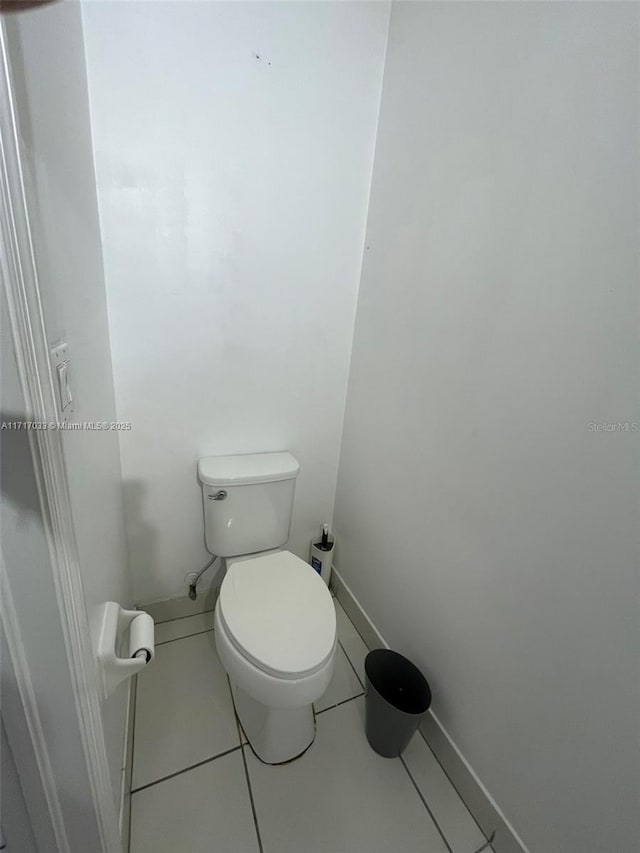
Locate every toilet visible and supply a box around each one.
[197,452,336,764]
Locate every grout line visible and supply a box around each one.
[416,727,491,843]
[130,745,242,795]
[228,675,264,853]
[127,673,138,852]
[337,637,365,689]
[338,593,490,846]
[226,674,247,747]
[314,691,364,716]
[239,738,265,853]
[400,754,455,853]
[227,675,248,748]
[149,607,215,626]
[472,838,494,853]
[314,624,370,716]
[337,586,491,847]
[154,628,214,647]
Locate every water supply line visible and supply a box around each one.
[188,555,218,600]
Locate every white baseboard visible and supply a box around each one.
[421,710,530,853]
[331,566,528,853]
[330,568,389,651]
[138,588,219,623]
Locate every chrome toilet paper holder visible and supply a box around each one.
[96,601,155,700]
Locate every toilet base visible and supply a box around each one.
[232,682,316,764]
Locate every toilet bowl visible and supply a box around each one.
[198,451,337,763]
[214,549,336,764]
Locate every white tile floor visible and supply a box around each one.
[129,599,490,853]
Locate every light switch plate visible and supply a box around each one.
[49,340,75,422]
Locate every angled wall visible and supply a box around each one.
[334,4,640,851]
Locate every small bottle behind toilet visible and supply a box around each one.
[310,524,334,587]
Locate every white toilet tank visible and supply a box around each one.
[198,452,300,557]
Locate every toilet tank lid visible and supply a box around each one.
[198,452,299,486]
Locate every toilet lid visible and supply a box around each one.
[218,551,336,678]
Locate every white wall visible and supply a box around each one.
[334,4,640,853]
[81,0,390,604]
[4,3,131,815]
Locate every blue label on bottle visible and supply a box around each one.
[311,556,322,574]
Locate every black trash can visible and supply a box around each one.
[364,649,431,758]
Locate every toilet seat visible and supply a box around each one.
[218,550,336,679]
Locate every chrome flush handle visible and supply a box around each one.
[208,490,227,501]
